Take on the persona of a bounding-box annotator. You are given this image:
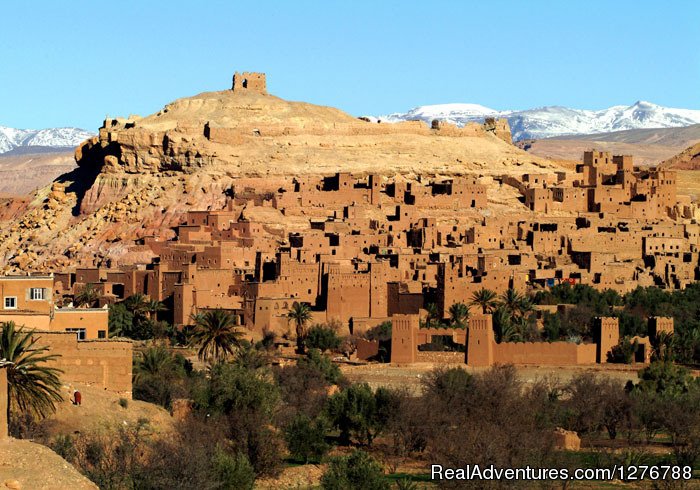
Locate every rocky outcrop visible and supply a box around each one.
[660,141,700,170]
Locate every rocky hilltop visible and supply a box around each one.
[0,72,561,272]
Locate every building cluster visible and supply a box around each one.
[1,151,697,345]
[11,153,698,338]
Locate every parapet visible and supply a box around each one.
[232,71,267,94]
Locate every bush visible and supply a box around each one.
[321,450,389,490]
[607,338,638,364]
[118,398,129,409]
[284,414,330,463]
[325,383,395,446]
[298,348,344,385]
[306,324,342,352]
[212,448,255,490]
[274,364,330,421]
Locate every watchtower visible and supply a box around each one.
[390,314,418,364]
[466,314,494,367]
[595,317,619,363]
[232,72,267,94]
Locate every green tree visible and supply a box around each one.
[74,284,101,308]
[424,302,440,328]
[146,298,168,321]
[108,303,134,337]
[0,322,63,428]
[287,302,313,354]
[284,414,330,463]
[190,309,243,363]
[211,448,256,490]
[321,450,389,490]
[306,324,342,352]
[448,302,469,329]
[470,288,498,314]
[634,361,695,397]
[325,383,393,446]
[298,348,343,384]
[133,345,175,384]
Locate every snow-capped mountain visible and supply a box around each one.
[380,101,700,141]
[0,125,94,154]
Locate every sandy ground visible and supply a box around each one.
[41,382,174,437]
[0,438,97,490]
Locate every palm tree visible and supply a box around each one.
[134,345,174,384]
[124,294,150,319]
[470,288,498,314]
[425,302,440,328]
[448,302,469,329]
[287,302,312,354]
[74,284,101,308]
[146,299,168,321]
[189,309,243,363]
[0,322,63,427]
[500,289,525,316]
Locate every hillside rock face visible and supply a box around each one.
[660,142,700,170]
[0,72,560,272]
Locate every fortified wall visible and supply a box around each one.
[389,314,673,367]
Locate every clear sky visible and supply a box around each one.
[1,0,699,130]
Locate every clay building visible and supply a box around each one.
[0,275,109,340]
[38,150,698,343]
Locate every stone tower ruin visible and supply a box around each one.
[232,72,267,94]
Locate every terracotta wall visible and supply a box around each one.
[32,332,132,395]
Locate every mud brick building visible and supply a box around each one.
[39,150,700,340]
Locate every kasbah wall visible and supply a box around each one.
[389,314,674,367]
[32,332,132,396]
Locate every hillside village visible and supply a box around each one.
[2,72,700,488]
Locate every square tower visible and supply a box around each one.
[232,72,267,94]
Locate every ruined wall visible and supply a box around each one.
[232,72,267,94]
[32,332,132,395]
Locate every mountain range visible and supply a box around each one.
[380,101,700,141]
[0,126,94,154]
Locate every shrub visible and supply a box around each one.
[306,324,342,352]
[321,450,389,490]
[298,348,344,385]
[607,337,638,364]
[274,364,330,421]
[284,414,330,463]
[212,448,255,490]
[118,398,129,409]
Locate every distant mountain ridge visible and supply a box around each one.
[0,125,94,154]
[380,101,700,141]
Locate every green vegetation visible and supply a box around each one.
[0,321,63,433]
[287,301,313,354]
[189,309,243,363]
[321,450,389,490]
[305,323,342,352]
[534,282,700,363]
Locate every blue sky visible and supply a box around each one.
[1,1,699,130]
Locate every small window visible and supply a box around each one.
[4,297,17,309]
[98,330,107,339]
[30,288,46,300]
[66,328,86,340]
